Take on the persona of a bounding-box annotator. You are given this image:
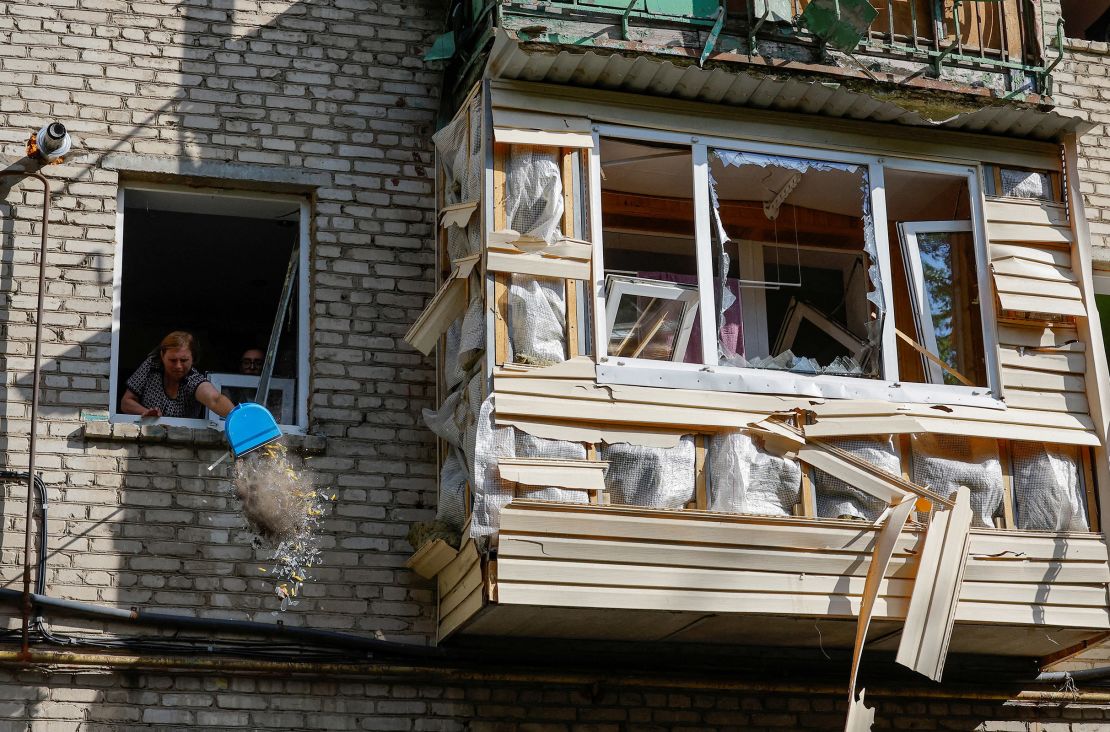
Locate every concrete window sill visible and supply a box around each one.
[81,421,327,454]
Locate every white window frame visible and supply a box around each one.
[205,373,297,426]
[604,275,700,362]
[589,125,1002,408]
[109,183,311,433]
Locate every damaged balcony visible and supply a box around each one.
[435,0,1065,120]
[405,77,1110,713]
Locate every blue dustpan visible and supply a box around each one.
[224,402,282,458]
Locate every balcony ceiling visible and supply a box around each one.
[487,31,1092,143]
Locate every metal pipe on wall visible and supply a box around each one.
[0,169,51,659]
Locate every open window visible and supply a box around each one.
[110,185,310,430]
[884,168,992,390]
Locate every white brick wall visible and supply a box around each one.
[0,0,443,648]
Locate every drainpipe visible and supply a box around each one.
[0,169,51,660]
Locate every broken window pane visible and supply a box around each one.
[886,169,987,387]
[600,139,705,363]
[708,150,880,377]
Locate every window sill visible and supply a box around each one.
[82,420,327,454]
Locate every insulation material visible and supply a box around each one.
[422,387,467,449]
[443,319,464,390]
[512,430,589,504]
[470,396,589,538]
[1011,442,1089,531]
[601,436,696,509]
[814,436,897,521]
[505,145,564,245]
[509,274,566,365]
[910,434,1003,528]
[436,450,468,530]
[708,430,801,516]
[457,295,485,374]
[1000,169,1052,201]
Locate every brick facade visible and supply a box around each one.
[1,0,1109,729]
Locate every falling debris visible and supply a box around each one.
[231,441,331,611]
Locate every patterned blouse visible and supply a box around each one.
[125,355,209,418]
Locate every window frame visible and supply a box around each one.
[604,274,701,362]
[109,183,311,433]
[588,125,1002,408]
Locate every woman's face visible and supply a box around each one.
[160,346,193,381]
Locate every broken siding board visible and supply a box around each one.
[997,322,1081,349]
[440,559,482,620]
[996,293,1086,316]
[437,540,480,597]
[491,109,592,134]
[498,415,688,449]
[905,418,1099,446]
[486,250,591,280]
[494,357,597,379]
[804,414,1097,441]
[497,458,609,491]
[493,128,594,148]
[985,198,1069,227]
[990,243,1072,268]
[1001,389,1090,415]
[999,347,1088,374]
[493,392,769,431]
[993,273,1084,302]
[896,487,973,682]
[404,255,481,355]
[406,539,459,579]
[439,584,484,641]
[440,200,478,229]
[992,257,1079,285]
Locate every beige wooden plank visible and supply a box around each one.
[497,457,609,491]
[406,539,458,579]
[962,556,1110,584]
[494,357,597,380]
[897,487,973,682]
[994,273,1084,300]
[985,198,1069,227]
[491,108,592,133]
[440,200,479,229]
[1002,367,1087,393]
[999,346,1088,374]
[486,250,591,280]
[850,497,917,698]
[499,534,917,579]
[988,222,1074,244]
[1001,389,1090,415]
[907,417,1099,446]
[958,581,1107,606]
[996,292,1087,317]
[497,558,915,597]
[493,128,594,148]
[498,415,687,449]
[493,392,768,431]
[996,322,1081,349]
[992,256,1078,284]
[797,446,920,506]
[437,540,479,595]
[969,530,1108,561]
[438,585,484,641]
[404,255,481,355]
[991,242,1072,267]
[440,559,482,619]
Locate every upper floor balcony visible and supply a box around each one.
[434,0,1065,116]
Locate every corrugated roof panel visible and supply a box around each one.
[488,35,1091,142]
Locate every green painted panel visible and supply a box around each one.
[574,0,719,19]
[1096,294,1110,359]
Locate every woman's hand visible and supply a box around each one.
[140,407,162,419]
[120,388,157,417]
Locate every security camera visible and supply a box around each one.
[34,122,71,162]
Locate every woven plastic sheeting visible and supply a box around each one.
[443,319,464,390]
[1011,441,1089,531]
[708,430,801,516]
[433,95,482,261]
[436,450,468,530]
[458,295,485,374]
[469,396,590,537]
[509,274,566,365]
[601,437,696,509]
[910,434,1003,528]
[506,145,564,245]
[814,436,897,521]
[422,387,467,449]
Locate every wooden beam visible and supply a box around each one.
[600,191,865,245]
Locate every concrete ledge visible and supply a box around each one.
[1065,38,1110,56]
[81,421,327,455]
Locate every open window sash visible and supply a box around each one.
[604,275,700,362]
[897,220,976,386]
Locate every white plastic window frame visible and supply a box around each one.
[588,126,1003,409]
[109,183,311,433]
[604,275,700,362]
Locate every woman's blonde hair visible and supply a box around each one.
[155,331,197,358]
